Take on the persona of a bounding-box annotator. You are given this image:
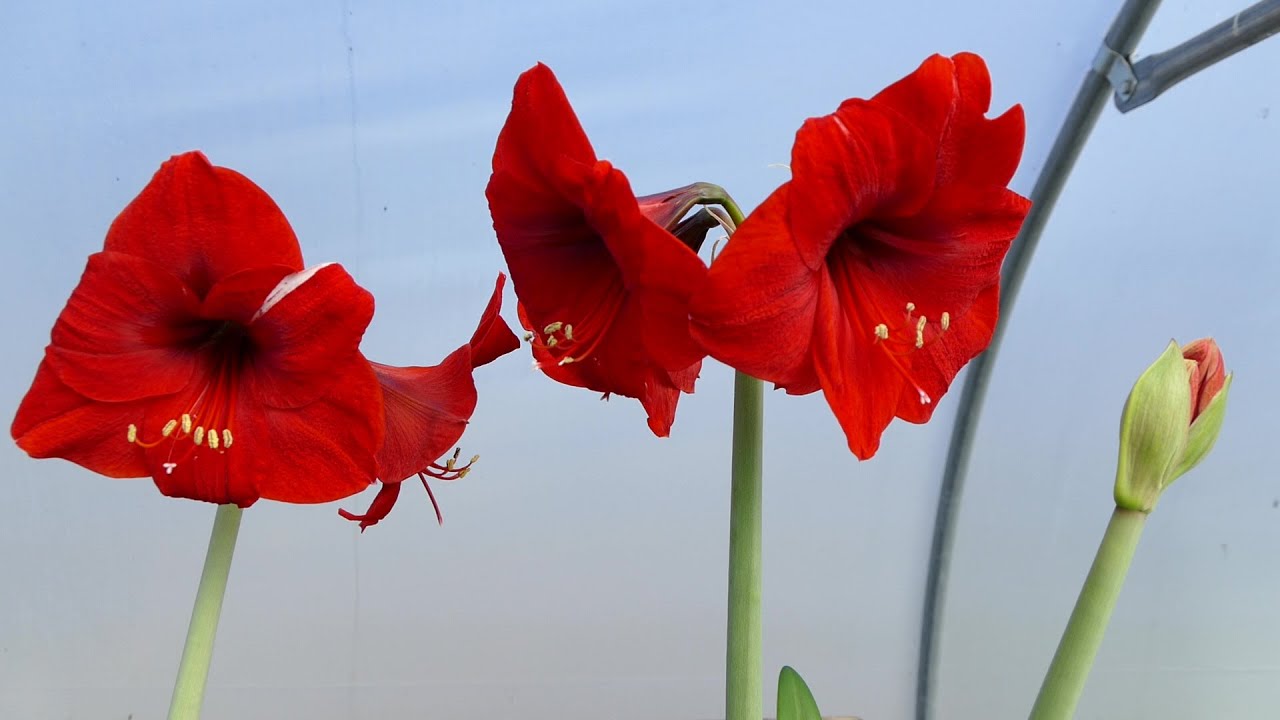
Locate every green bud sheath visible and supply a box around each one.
[1114,341,1193,512]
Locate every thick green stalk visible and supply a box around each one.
[1029,507,1147,720]
[168,504,244,720]
[726,370,764,720]
[713,195,765,720]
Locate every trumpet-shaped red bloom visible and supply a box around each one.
[486,63,709,437]
[12,152,386,506]
[339,274,520,530]
[690,53,1031,459]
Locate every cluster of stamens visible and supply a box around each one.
[421,447,478,482]
[126,413,232,474]
[870,301,953,405]
[525,319,601,367]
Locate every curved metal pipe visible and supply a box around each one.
[913,2,1162,718]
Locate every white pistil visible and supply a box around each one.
[919,388,933,405]
[163,462,178,475]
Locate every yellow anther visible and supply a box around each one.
[546,336,559,348]
[905,302,916,314]
[558,356,577,366]
[941,312,950,331]
[162,419,178,438]
[874,324,889,340]
[127,424,138,443]
[458,468,470,479]
[564,324,574,341]
[181,414,193,434]
[222,429,234,448]
[522,331,534,342]
[446,456,456,470]
[193,427,205,446]
[468,454,480,465]
[915,316,927,349]
[543,321,563,334]
[207,428,220,450]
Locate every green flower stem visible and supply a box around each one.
[1029,507,1147,720]
[726,369,764,720]
[713,194,764,720]
[168,503,243,720]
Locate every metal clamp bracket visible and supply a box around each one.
[1093,44,1139,100]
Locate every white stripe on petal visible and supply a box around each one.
[252,263,335,322]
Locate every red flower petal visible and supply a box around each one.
[488,63,707,436]
[788,101,940,271]
[893,283,999,424]
[338,481,402,531]
[104,152,304,297]
[371,349,476,485]
[44,252,202,403]
[690,186,820,387]
[11,355,149,478]
[247,264,375,409]
[934,53,1025,188]
[467,273,521,369]
[585,162,708,373]
[809,273,902,459]
[491,64,597,189]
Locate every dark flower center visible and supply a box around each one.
[125,320,252,474]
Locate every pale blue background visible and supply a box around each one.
[1,1,1276,718]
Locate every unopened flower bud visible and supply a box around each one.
[1114,338,1231,512]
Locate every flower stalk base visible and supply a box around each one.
[1029,507,1147,720]
[726,370,764,720]
[168,503,243,720]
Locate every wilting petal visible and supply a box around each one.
[690,186,820,386]
[11,356,149,478]
[247,264,375,410]
[338,481,402,531]
[371,349,476,485]
[467,273,521,369]
[104,152,304,297]
[44,252,202,403]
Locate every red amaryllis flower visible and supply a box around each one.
[486,63,711,437]
[690,53,1031,459]
[339,274,520,530]
[11,152,385,506]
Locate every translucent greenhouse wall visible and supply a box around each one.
[1,1,1275,719]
